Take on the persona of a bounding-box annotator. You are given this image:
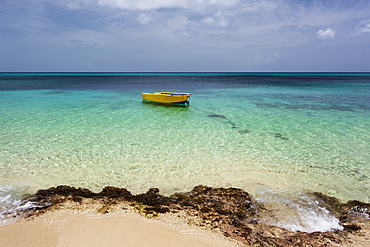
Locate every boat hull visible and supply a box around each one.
[142,92,191,105]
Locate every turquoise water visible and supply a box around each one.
[1,73,369,229]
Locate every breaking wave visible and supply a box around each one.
[0,185,40,226]
[255,187,343,233]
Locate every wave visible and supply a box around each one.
[0,184,43,227]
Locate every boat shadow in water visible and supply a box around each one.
[142,101,190,107]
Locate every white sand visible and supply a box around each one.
[0,210,239,247]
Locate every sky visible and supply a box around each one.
[1,0,370,72]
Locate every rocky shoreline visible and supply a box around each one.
[21,185,370,246]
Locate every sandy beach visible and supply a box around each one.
[0,209,239,247]
[1,185,370,246]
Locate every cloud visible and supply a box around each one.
[316,28,336,40]
[96,0,239,11]
[2,0,370,72]
[137,13,152,24]
[174,27,199,38]
[202,11,230,28]
[357,23,370,33]
[69,39,107,47]
[65,0,93,10]
[253,53,280,64]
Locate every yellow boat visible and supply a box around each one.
[142,92,192,105]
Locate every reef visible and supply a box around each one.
[23,185,370,246]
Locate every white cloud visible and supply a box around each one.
[64,0,94,10]
[202,11,229,28]
[137,13,152,24]
[167,15,188,31]
[96,0,239,11]
[316,28,335,40]
[253,53,280,64]
[97,0,185,10]
[174,27,199,38]
[69,39,107,47]
[357,23,370,33]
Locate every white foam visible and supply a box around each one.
[0,184,40,226]
[255,187,343,233]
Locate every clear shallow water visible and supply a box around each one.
[1,73,370,230]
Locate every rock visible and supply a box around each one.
[21,185,370,247]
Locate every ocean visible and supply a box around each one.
[1,73,369,231]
